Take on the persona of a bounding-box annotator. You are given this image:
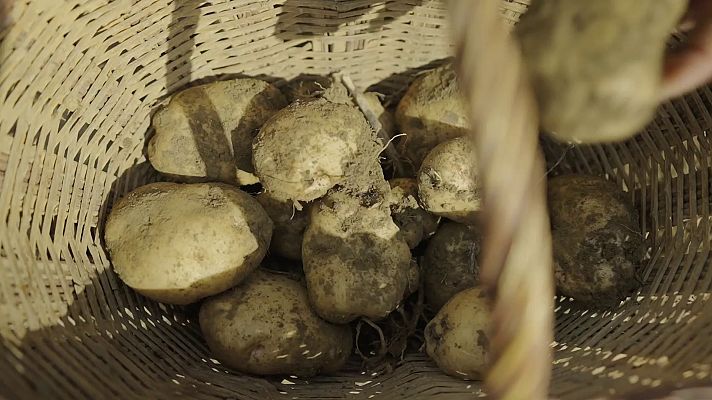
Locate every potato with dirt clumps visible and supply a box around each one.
[389,178,440,249]
[253,99,379,203]
[200,270,353,376]
[256,193,308,260]
[517,0,687,143]
[396,63,469,170]
[549,175,644,307]
[302,169,412,323]
[417,137,482,224]
[104,182,273,304]
[422,222,482,311]
[425,287,489,380]
[148,78,286,185]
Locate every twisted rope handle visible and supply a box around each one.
[450,1,554,399]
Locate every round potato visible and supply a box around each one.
[517,0,686,143]
[149,78,286,185]
[389,178,440,249]
[302,181,411,324]
[417,137,482,224]
[256,193,308,260]
[200,270,353,376]
[422,222,482,311]
[253,99,379,203]
[395,63,470,170]
[549,175,644,307]
[104,182,272,304]
[425,287,489,380]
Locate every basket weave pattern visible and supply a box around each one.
[1,1,711,399]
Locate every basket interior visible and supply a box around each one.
[2,1,712,399]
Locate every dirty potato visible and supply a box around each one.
[256,193,309,260]
[389,178,440,249]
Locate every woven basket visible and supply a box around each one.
[2,0,712,399]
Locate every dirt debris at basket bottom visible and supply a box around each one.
[103,73,647,380]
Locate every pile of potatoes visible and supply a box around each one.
[104,64,646,381]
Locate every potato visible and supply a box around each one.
[422,222,482,311]
[104,182,272,304]
[517,0,686,143]
[425,287,489,380]
[302,172,412,323]
[389,178,440,249]
[395,63,470,170]
[148,79,287,185]
[253,99,379,203]
[200,270,352,376]
[549,175,644,307]
[282,75,332,103]
[417,137,482,224]
[256,193,308,260]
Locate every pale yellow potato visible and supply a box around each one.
[517,0,686,143]
[422,222,482,311]
[104,182,272,304]
[256,193,308,260]
[148,78,286,185]
[425,287,489,380]
[417,137,482,224]
[200,270,352,376]
[395,63,470,171]
[549,175,644,307]
[389,178,440,249]
[253,99,379,203]
[302,174,412,324]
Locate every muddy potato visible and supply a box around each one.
[149,79,287,185]
[517,0,686,143]
[104,182,273,304]
[422,222,482,311]
[425,287,489,380]
[389,178,440,249]
[302,172,412,323]
[282,75,333,103]
[256,193,308,260]
[200,270,353,376]
[396,63,470,170]
[417,137,482,224]
[549,175,644,307]
[253,99,379,203]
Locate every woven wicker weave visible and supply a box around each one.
[2,1,712,399]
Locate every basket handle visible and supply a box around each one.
[450,1,554,399]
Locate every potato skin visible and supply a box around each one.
[104,182,272,304]
[256,193,308,260]
[549,175,644,307]
[389,178,440,249]
[517,0,687,143]
[149,79,286,185]
[425,287,489,380]
[253,99,378,203]
[199,270,353,376]
[396,63,470,171]
[417,137,482,224]
[423,222,482,311]
[302,179,411,324]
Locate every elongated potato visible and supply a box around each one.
[149,78,286,185]
[104,182,272,304]
[396,63,470,170]
[200,270,353,376]
[425,287,489,380]
[256,193,308,260]
[302,172,412,324]
[417,137,482,224]
[422,222,482,311]
[517,0,687,143]
[389,178,440,249]
[253,99,379,203]
[549,175,644,307]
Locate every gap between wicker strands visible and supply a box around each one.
[451,1,555,400]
